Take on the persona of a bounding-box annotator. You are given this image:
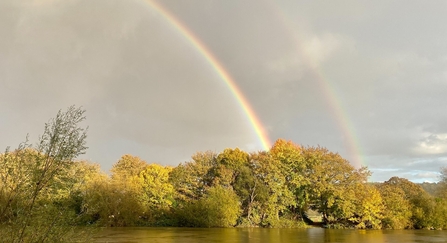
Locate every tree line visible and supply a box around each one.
[1,107,447,242]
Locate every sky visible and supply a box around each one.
[1,0,447,182]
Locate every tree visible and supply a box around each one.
[350,184,384,229]
[439,167,447,198]
[212,148,268,226]
[169,151,216,201]
[270,139,307,219]
[0,105,88,242]
[0,147,35,224]
[212,148,249,188]
[110,154,148,181]
[441,167,447,183]
[376,182,412,229]
[87,155,150,227]
[136,164,175,225]
[178,186,241,227]
[66,161,111,225]
[80,173,143,227]
[380,177,434,229]
[250,151,294,227]
[301,146,370,227]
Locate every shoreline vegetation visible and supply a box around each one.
[2,106,447,242]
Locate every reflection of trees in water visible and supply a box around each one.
[93,228,447,243]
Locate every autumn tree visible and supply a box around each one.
[136,164,175,225]
[90,155,150,226]
[250,150,294,227]
[110,154,148,181]
[212,148,249,187]
[80,174,143,227]
[379,177,436,229]
[376,182,412,229]
[70,161,110,225]
[169,151,217,201]
[0,106,89,242]
[208,148,269,226]
[0,147,35,224]
[177,186,241,227]
[301,146,371,227]
[269,139,307,219]
[350,183,384,229]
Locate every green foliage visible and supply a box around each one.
[4,109,447,231]
[169,151,216,201]
[81,176,143,227]
[377,183,412,229]
[300,146,371,228]
[419,182,443,197]
[136,164,175,224]
[377,176,446,229]
[250,150,294,227]
[111,154,148,181]
[217,148,249,171]
[138,164,175,209]
[350,184,384,229]
[0,106,90,242]
[79,156,149,227]
[177,186,241,227]
[270,140,307,218]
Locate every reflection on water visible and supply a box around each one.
[93,227,447,243]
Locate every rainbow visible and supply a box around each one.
[143,0,271,151]
[266,2,364,167]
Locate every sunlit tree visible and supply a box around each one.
[250,150,294,227]
[376,182,412,229]
[169,151,216,201]
[301,146,370,227]
[177,186,241,227]
[0,106,89,242]
[110,154,148,181]
[270,139,308,219]
[350,184,384,229]
[380,177,435,229]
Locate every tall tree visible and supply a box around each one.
[212,148,249,188]
[301,146,370,227]
[169,151,216,201]
[250,150,294,227]
[136,164,175,225]
[350,183,384,229]
[376,182,412,229]
[270,139,307,218]
[213,148,267,225]
[439,167,447,198]
[0,106,88,242]
[110,154,148,181]
[381,177,434,229]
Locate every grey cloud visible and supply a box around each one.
[2,0,447,179]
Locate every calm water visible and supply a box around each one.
[93,227,447,243]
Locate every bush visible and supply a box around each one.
[177,186,241,227]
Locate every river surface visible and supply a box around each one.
[93,227,447,243]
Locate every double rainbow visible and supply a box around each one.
[144,0,363,167]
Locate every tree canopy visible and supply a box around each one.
[2,107,447,238]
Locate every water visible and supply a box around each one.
[93,227,447,243]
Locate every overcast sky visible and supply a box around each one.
[1,0,446,182]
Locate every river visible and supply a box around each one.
[93,227,447,243]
